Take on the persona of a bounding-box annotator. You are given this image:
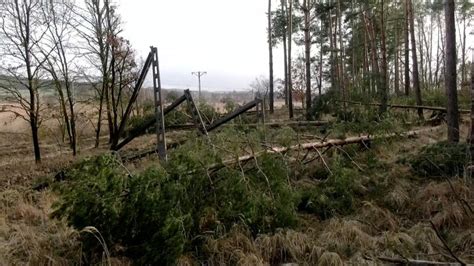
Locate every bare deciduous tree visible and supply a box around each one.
[0,0,52,163]
[42,0,78,155]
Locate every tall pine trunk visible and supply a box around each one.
[281,0,289,106]
[303,0,312,119]
[318,17,323,97]
[337,0,346,115]
[394,24,400,96]
[404,0,410,96]
[408,0,423,118]
[268,0,274,113]
[445,0,459,142]
[460,15,467,86]
[287,0,294,118]
[379,0,388,114]
[469,51,474,161]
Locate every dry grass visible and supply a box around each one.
[379,231,416,258]
[317,251,343,266]
[204,227,328,265]
[407,223,444,256]
[0,189,82,265]
[415,180,472,229]
[255,229,318,265]
[1,110,473,264]
[384,179,411,210]
[203,226,263,265]
[358,201,399,232]
[452,229,474,261]
[318,219,376,257]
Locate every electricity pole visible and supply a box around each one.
[191,71,207,100]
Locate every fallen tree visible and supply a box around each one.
[337,100,470,114]
[213,126,443,171]
[167,120,329,130]
[120,121,330,161]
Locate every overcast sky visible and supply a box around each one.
[118,0,281,91]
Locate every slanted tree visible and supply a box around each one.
[445,0,459,142]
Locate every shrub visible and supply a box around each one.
[125,113,155,136]
[53,148,299,264]
[409,141,469,178]
[124,107,193,138]
[309,90,335,119]
[299,166,356,220]
[52,155,190,264]
[198,101,220,124]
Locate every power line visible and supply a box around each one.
[191,71,207,100]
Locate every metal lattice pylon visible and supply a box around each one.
[151,46,167,161]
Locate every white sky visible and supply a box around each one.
[118,0,281,91]
[117,1,473,92]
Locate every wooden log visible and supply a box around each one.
[337,100,470,113]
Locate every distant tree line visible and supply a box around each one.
[266,0,473,141]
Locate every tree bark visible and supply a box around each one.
[445,0,459,142]
[363,11,380,99]
[394,23,400,96]
[417,16,425,89]
[460,14,467,86]
[318,17,323,97]
[329,9,337,91]
[95,86,105,148]
[469,51,474,160]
